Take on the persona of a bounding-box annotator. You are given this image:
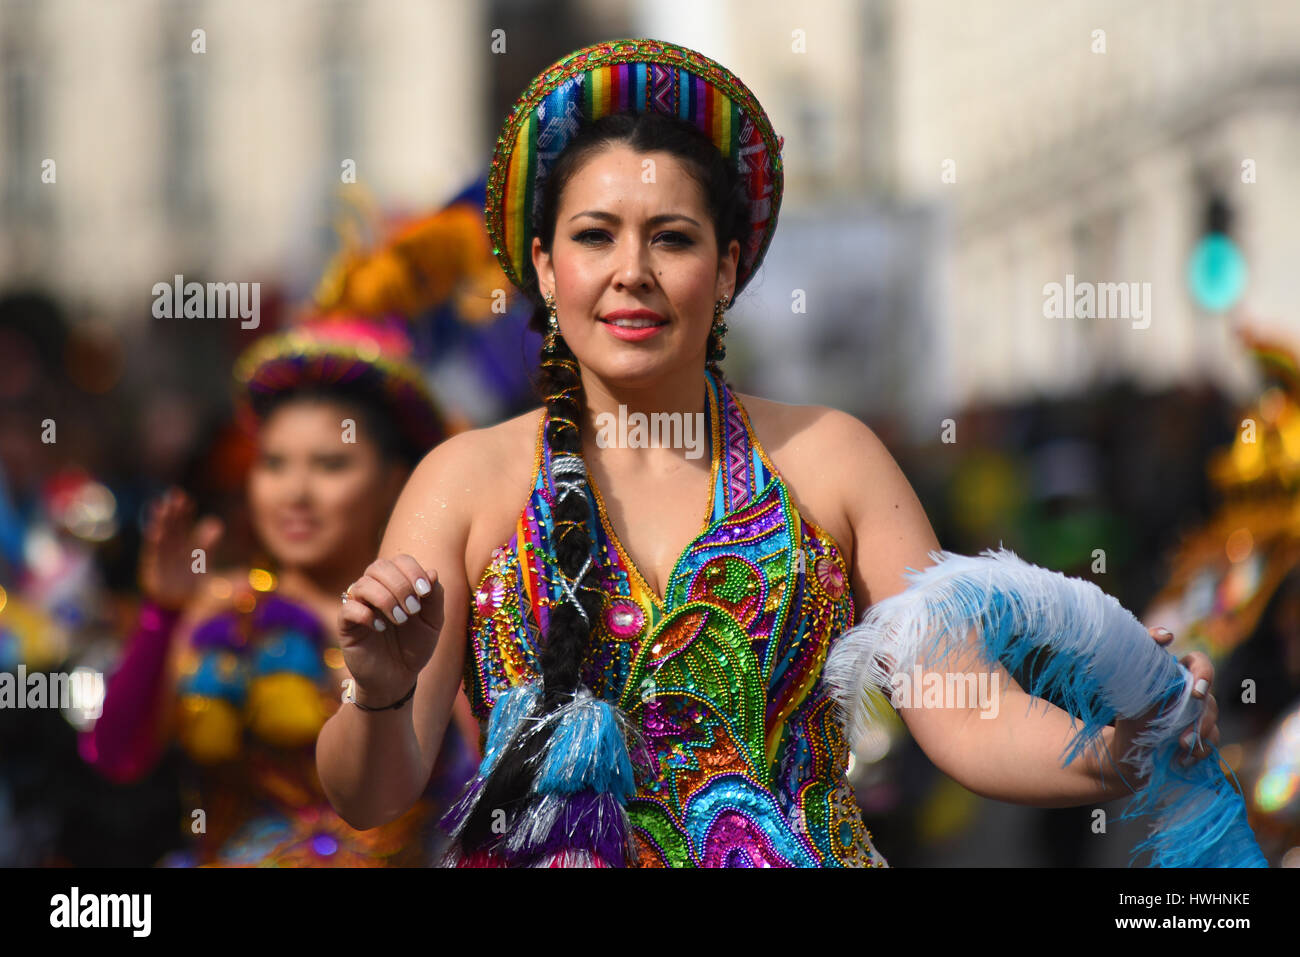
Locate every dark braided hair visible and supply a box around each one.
[459,111,749,849]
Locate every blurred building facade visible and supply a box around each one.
[571,0,1300,433]
[0,0,486,314]
[3,0,1299,430]
[891,0,1300,413]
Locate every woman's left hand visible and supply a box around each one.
[1113,627,1219,772]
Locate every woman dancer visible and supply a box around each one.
[317,40,1220,867]
[82,317,477,865]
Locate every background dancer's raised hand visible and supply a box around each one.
[138,486,225,611]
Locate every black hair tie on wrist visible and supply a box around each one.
[353,680,418,711]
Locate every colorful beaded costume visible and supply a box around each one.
[459,367,887,867]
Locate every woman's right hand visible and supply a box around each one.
[338,555,444,707]
[139,487,225,610]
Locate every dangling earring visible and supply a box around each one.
[544,291,560,352]
[708,295,731,363]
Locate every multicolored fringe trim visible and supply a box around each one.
[822,547,1268,868]
[439,683,639,867]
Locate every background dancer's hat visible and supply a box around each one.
[233,315,448,463]
[486,38,785,297]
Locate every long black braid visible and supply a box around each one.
[458,331,605,848]
[459,111,748,850]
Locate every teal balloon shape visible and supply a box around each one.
[1187,233,1247,312]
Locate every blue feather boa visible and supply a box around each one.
[823,547,1268,868]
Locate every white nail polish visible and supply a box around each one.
[1193,678,1209,697]
[1180,731,1194,749]
[415,578,431,596]
[393,606,407,624]
[405,595,421,614]
[374,619,386,632]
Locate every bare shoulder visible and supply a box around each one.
[733,391,937,606]
[732,391,883,450]
[731,392,884,553]
[397,406,546,584]
[732,391,895,498]
[407,406,544,495]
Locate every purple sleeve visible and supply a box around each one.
[78,600,181,783]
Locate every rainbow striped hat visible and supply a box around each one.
[486,38,785,298]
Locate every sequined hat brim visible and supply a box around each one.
[486,38,785,298]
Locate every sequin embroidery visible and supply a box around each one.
[462,367,886,867]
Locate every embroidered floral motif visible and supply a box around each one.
[463,369,885,867]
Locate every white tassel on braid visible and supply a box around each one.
[551,454,587,502]
[549,453,596,623]
[823,547,1268,868]
[553,554,594,624]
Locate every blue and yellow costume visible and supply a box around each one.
[159,585,475,866]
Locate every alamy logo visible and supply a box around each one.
[889,666,1001,719]
[0,666,104,717]
[594,405,706,460]
[151,274,260,328]
[1042,273,1152,329]
[49,887,151,937]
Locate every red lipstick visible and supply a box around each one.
[599,308,668,342]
